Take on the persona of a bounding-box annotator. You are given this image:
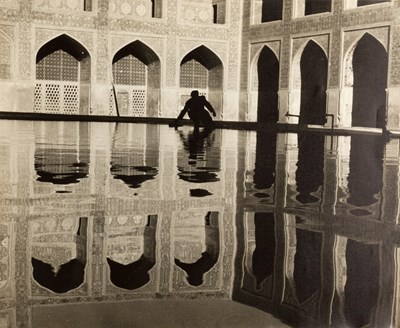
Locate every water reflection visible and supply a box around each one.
[31,217,88,293]
[1,120,400,327]
[295,133,324,204]
[34,122,89,185]
[174,211,220,286]
[110,124,159,188]
[106,215,157,290]
[177,127,221,183]
[347,135,384,208]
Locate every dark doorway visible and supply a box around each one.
[299,41,328,125]
[351,34,388,128]
[257,46,279,123]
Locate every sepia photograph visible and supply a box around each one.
[0,0,397,327]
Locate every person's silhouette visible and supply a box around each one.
[176,90,216,129]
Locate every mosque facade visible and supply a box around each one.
[0,0,399,129]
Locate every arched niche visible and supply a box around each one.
[342,34,388,129]
[290,40,328,125]
[179,45,224,119]
[112,40,161,117]
[35,34,91,115]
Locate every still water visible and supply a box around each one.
[0,120,398,328]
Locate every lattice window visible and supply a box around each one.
[36,49,79,81]
[180,59,208,89]
[44,84,61,113]
[34,84,42,112]
[113,55,146,85]
[63,85,79,114]
[132,89,146,116]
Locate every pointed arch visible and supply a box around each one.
[35,34,91,115]
[352,34,388,128]
[291,39,328,125]
[179,45,224,119]
[112,40,161,117]
[256,45,279,123]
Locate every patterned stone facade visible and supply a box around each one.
[241,0,400,130]
[0,0,240,120]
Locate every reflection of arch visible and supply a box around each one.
[343,239,380,327]
[291,40,328,125]
[35,34,91,115]
[110,124,159,188]
[107,215,157,290]
[0,31,12,80]
[341,33,388,128]
[179,45,224,118]
[347,135,384,208]
[174,212,220,287]
[177,128,221,183]
[34,122,90,185]
[256,46,279,123]
[295,133,324,204]
[111,40,161,117]
[31,217,88,293]
[293,228,322,303]
[253,129,277,190]
[251,213,275,289]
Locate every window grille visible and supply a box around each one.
[180,59,208,89]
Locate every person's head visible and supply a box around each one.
[191,90,199,98]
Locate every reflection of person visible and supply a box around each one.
[175,90,216,129]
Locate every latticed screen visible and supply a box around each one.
[36,50,79,81]
[180,59,208,89]
[113,55,146,85]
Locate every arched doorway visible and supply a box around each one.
[351,34,388,128]
[299,41,328,125]
[179,46,223,119]
[112,40,161,117]
[35,34,91,115]
[257,46,279,123]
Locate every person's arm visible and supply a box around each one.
[204,100,216,117]
[176,104,189,120]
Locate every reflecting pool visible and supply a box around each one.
[0,120,398,327]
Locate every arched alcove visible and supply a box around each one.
[35,34,91,115]
[180,46,224,119]
[351,34,388,128]
[256,46,280,123]
[299,41,328,125]
[112,40,161,117]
